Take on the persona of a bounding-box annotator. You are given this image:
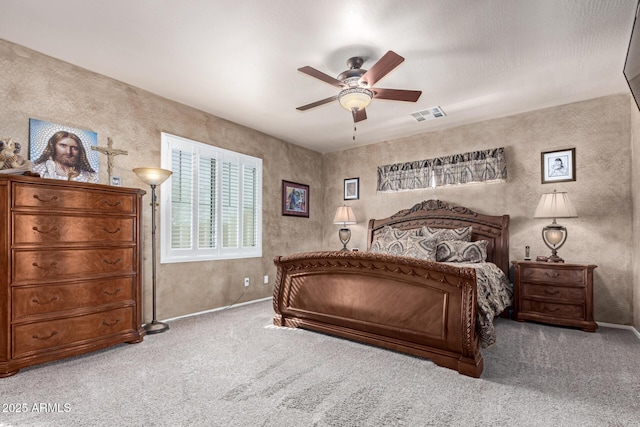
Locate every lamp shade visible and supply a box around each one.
[333,206,357,225]
[133,167,172,186]
[533,190,577,219]
[338,87,373,111]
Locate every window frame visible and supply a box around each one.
[160,132,262,263]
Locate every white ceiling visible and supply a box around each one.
[0,0,637,153]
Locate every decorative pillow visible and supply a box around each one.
[422,226,472,242]
[370,226,420,255]
[402,235,438,261]
[437,240,488,263]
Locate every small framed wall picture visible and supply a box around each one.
[541,148,576,184]
[110,176,122,186]
[344,177,359,200]
[282,180,309,217]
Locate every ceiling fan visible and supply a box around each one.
[296,50,422,123]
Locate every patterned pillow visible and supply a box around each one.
[423,226,472,243]
[370,226,420,255]
[437,240,488,263]
[403,235,438,261]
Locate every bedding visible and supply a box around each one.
[445,261,512,347]
[437,239,488,263]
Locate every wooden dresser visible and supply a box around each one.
[512,261,597,332]
[0,175,146,377]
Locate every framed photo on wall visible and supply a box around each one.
[541,148,576,184]
[344,177,359,200]
[282,180,309,217]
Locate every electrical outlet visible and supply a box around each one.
[263,275,269,284]
[244,277,250,287]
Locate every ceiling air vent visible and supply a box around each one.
[411,106,446,122]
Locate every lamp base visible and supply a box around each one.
[338,227,351,251]
[143,320,170,335]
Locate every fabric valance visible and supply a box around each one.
[377,147,507,192]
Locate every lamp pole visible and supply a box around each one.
[144,183,169,334]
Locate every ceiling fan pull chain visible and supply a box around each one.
[352,109,357,141]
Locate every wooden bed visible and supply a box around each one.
[272,200,510,377]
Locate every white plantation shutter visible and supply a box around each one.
[221,161,239,248]
[198,155,216,249]
[170,148,194,249]
[161,133,262,263]
[242,165,257,247]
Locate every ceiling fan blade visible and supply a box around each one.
[298,66,345,88]
[372,88,422,102]
[359,51,405,87]
[296,95,338,111]
[353,108,367,123]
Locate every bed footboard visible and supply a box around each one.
[273,251,483,377]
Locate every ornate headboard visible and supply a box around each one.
[367,200,510,276]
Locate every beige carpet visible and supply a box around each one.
[1,300,639,426]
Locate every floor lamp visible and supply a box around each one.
[133,167,172,334]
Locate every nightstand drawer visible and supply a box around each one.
[521,266,584,284]
[521,283,585,302]
[520,300,584,320]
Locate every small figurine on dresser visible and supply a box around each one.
[0,137,34,175]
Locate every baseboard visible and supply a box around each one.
[597,321,640,340]
[162,296,272,323]
[161,302,640,341]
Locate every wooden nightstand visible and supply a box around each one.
[512,261,597,332]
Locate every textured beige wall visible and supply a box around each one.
[323,94,633,324]
[0,39,324,321]
[631,97,640,331]
[2,37,636,326]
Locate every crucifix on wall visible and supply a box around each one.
[92,137,128,184]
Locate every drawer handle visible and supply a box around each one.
[32,261,57,270]
[102,226,121,234]
[33,194,59,202]
[544,289,560,295]
[32,331,58,341]
[544,305,561,313]
[544,272,561,278]
[103,258,121,265]
[32,226,58,234]
[103,288,121,296]
[103,200,122,207]
[102,319,121,327]
[31,295,59,305]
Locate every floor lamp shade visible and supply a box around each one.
[333,206,357,251]
[533,189,577,263]
[133,167,172,334]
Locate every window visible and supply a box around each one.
[160,133,262,263]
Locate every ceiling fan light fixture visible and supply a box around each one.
[338,87,373,111]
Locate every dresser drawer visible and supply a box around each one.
[12,277,135,320]
[13,183,135,213]
[520,266,584,284]
[520,300,584,320]
[12,307,134,358]
[13,213,135,245]
[13,248,134,283]
[520,283,585,302]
